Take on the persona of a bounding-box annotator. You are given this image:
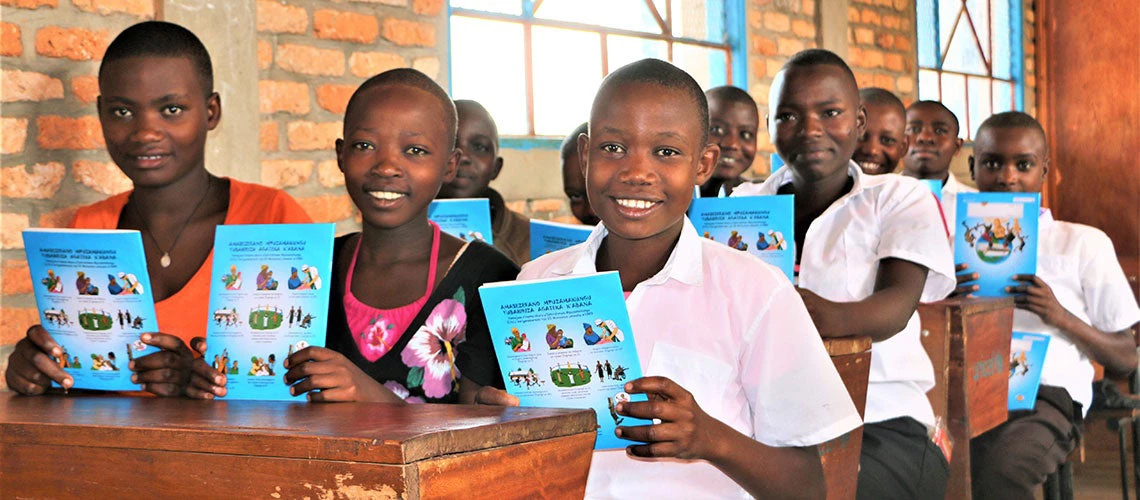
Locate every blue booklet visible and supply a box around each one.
[205,223,335,401]
[1009,331,1050,411]
[22,229,160,391]
[428,198,494,245]
[955,192,1040,297]
[921,179,943,202]
[530,220,592,260]
[689,194,795,282]
[479,271,650,450]
[770,153,784,172]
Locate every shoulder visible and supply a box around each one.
[69,191,132,229]
[518,243,580,280]
[228,178,312,223]
[1048,219,1116,255]
[858,173,939,216]
[461,240,521,282]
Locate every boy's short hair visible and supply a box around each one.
[782,49,858,91]
[595,58,709,144]
[706,85,757,109]
[100,21,214,94]
[344,68,458,149]
[455,99,499,143]
[976,111,1048,152]
[560,122,589,160]
[859,87,905,115]
[909,100,960,134]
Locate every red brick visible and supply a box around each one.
[412,57,440,79]
[349,51,404,78]
[259,80,310,115]
[260,121,279,151]
[896,75,915,94]
[34,26,110,61]
[861,49,885,69]
[317,160,343,188]
[848,6,860,23]
[763,12,790,32]
[72,0,154,17]
[296,194,355,223]
[791,19,815,38]
[36,115,103,150]
[861,9,881,26]
[314,9,379,43]
[261,159,314,188]
[287,121,340,151]
[2,259,32,295]
[71,75,99,104]
[802,0,815,14]
[854,27,874,45]
[1,70,64,102]
[848,47,864,67]
[875,33,894,49]
[752,35,777,56]
[1,22,22,57]
[72,160,132,195]
[412,0,442,15]
[749,60,766,82]
[0,0,57,7]
[0,307,40,346]
[1,213,30,249]
[276,43,345,76]
[873,73,896,90]
[894,35,913,52]
[883,15,903,30]
[381,18,435,47]
[257,39,272,70]
[38,205,78,228]
[885,52,905,72]
[777,36,805,56]
[2,117,27,154]
[875,0,893,7]
[853,70,875,88]
[315,84,355,114]
[257,0,308,34]
[1,163,66,198]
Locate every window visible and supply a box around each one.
[916,0,1023,140]
[449,0,745,138]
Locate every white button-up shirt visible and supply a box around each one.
[520,218,862,499]
[734,162,956,426]
[941,173,978,239]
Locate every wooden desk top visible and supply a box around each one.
[823,336,872,357]
[0,394,597,464]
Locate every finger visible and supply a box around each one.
[289,374,339,397]
[140,333,191,355]
[1005,285,1031,295]
[5,369,48,396]
[624,377,689,400]
[283,359,340,385]
[189,337,208,356]
[476,386,520,406]
[626,443,679,458]
[184,384,217,400]
[187,374,226,398]
[189,363,227,397]
[130,350,185,372]
[954,263,970,273]
[617,422,683,446]
[952,284,979,297]
[283,346,338,369]
[307,388,360,403]
[141,382,183,397]
[25,326,63,359]
[23,345,74,389]
[132,367,183,385]
[617,399,691,423]
[955,272,980,285]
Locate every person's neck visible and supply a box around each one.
[787,163,852,221]
[595,221,682,292]
[129,169,216,220]
[699,177,743,198]
[902,166,950,184]
[358,216,434,265]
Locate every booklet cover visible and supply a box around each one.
[921,179,943,202]
[428,198,494,245]
[205,223,335,401]
[770,153,784,172]
[955,192,1039,297]
[530,220,592,260]
[22,229,160,391]
[689,194,795,282]
[480,271,651,450]
[1009,331,1050,411]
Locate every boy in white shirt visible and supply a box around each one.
[733,49,957,499]
[902,101,977,237]
[960,111,1140,499]
[478,58,862,499]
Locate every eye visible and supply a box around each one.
[1016,160,1033,171]
[161,105,185,116]
[882,137,897,146]
[567,193,585,202]
[935,127,949,135]
[111,108,132,118]
[982,160,1001,170]
[655,147,681,157]
[823,109,842,118]
[710,125,725,136]
[351,141,375,151]
[906,126,920,134]
[740,131,755,141]
[405,145,429,156]
[774,112,795,123]
[600,143,625,154]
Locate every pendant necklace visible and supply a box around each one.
[132,176,214,268]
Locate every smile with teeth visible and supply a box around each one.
[368,190,405,200]
[859,161,883,170]
[615,198,657,210]
[135,154,166,160]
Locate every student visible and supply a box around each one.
[903,100,975,235]
[959,112,1139,499]
[436,100,530,265]
[700,85,759,197]
[478,59,862,498]
[733,49,956,499]
[853,87,907,175]
[190,69,518,403]
[560,122,599,225]
[3,21,310,398]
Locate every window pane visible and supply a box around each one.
[673,43,725,90]
[939,0,961,55]
[966,0,990,60]
[940,73,968,139]
[942,21,988,76]
[967,76,992,139]
[608,35,668,74]
[919,69,941,101]
[992,80,1013,113]
[991,0,1011,79]
[532,27,603,136]
[450,0,522,15]
[917,0,938,68]
[535,0,661,34]
[450,16,528,135]
[671,0,718,42]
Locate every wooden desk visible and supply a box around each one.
[918,297,1014,500]
[820,336,872,500]
[0,395,596,499]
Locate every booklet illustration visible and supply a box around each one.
[530,220,592,260]
[1009,331,1050,411]
[689,194,795,282]
[205,223,335,400]
[480,271,650,450]
[428,198,494,245]
[954,192,1040,297]
[22,229,160,391]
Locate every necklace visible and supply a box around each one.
[131,176,214,268]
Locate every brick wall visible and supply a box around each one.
[847,0,917,104]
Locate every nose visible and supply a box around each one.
[721,130,740,151]
[916,126,935,145]
[371,147,404,177]
[858,135,881,157]
[997,164,1018,185]
[617,150,655,185]
[800,113,824,138]
[129,111,163,144]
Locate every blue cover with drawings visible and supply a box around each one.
[955,192,1040,297]
[688,194,795,282]
[480,271,650,450]
[1009,331,1050,411]
[205,223,335,400]
[428,198,494,245]
[530,220,592,260]
[22,229,160,391]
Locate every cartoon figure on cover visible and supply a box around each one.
[221,265,242,290]
[41,270,64,293]
[961,216,1029,262]
[505,327,531,352]
[582,320,623,345]
[546,324,574,349]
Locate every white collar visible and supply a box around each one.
[547,217,704,287]
[758,160,866,205]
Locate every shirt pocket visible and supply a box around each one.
[843,229,880,298]
[645,342,734,418]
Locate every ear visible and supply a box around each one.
[695,143,719,185]
[576,132,589,180]
[1041,154,1050,179]
[443,148,460,183]
[489,156,504,181]
[206,92,222,131]
[335,139,345,173]
[968,155,976,181]
[854,103,868,137]
[952,137,964,156]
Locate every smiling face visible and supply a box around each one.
[707,95,758,181]
[970,126,1049,193]
[768,64,866,182]
[581,81,716,243]
[853,100,906,175]
[336,84,458,231]
[97,56,220,188]
[902,102,963,180]
[438,100,501,199]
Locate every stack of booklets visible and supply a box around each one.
[480,271,650,450]
[428,198,494,245]
[1009,331,1050,411]
[529,220,592,260]
[954,192,1040,297]
[688,194,795,282]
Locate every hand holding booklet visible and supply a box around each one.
[480,271,650,449]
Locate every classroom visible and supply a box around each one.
[1,0,1137,498]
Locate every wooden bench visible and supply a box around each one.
[0,394,597,499]
[918,297,1015,499]
[820,336,873,500]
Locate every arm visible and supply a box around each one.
[616,377,825,499]
[797,257,928,341]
